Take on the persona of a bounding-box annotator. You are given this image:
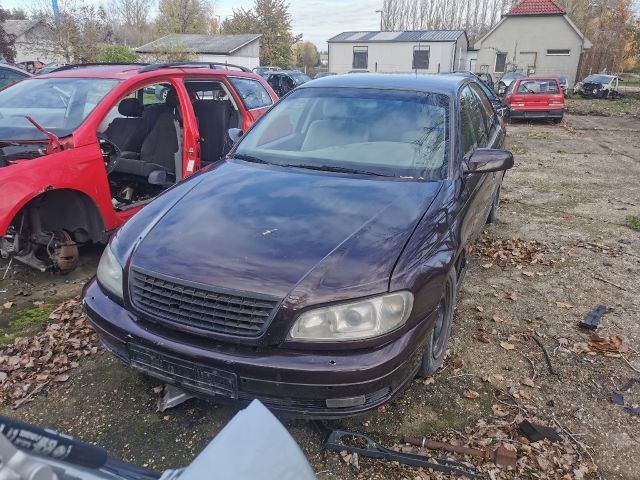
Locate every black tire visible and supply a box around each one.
[418,269,456,377]
[553,117,562,124]
[486,184,501,223]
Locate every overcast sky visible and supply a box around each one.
[1,0,384,49]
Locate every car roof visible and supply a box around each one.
[301,73,466,95]
[36,63,258,80]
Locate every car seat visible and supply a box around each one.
[104,98,146,152]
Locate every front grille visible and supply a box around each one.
[129,268,279,337]
[128,343,237,398]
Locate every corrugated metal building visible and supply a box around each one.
[327,30,468,75]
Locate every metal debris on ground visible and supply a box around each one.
[156,384,195,412]
[611,391,625,406]
[517,420,562,443]
[0,298,99,408]
[401,436,518,468]
[578,305,611,331]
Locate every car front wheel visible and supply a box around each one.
[418,269,456,377]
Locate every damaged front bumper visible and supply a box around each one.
[83,278,432,418]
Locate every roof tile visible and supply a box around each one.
[507,0,565,16]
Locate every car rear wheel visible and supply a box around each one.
[418,269,456,377]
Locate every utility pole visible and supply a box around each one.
[375,9,383,31]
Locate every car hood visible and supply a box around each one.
[130,160,443,301]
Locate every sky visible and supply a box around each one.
[0,0,385,49]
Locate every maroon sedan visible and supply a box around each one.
[83,74,513,417]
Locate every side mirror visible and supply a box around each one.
[228,128,243,144]
[463,148,514,174]
[148,169,174,186]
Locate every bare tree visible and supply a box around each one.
[107,0,154,46]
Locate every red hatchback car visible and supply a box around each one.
[504,77,564,123]
[0,63,277,272]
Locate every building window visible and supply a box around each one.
[494,53,507,73]
[412,45,430,69]
[352,46,368,69]
[546,49,570,55]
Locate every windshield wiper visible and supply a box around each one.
[230,153,271,165]
[25,116,62,152]
[285,164,395,177]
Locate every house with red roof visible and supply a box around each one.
[473,0,591,87]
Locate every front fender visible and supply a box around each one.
[0,144,113,235]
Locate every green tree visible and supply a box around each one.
[96,44,138,63]
[294,41,319,74]
[155,0,214,35]
[222,0,300,68]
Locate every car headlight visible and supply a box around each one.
[97,243,124,299]
[288,291,413,341]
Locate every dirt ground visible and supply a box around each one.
[1,103,639,479]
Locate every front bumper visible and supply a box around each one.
[83,279,433,418]
[509,108,564,119]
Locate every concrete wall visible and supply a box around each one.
[475,15,586,86]
[328,41,459,74]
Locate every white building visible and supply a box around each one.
[136,34,261,70]
[474,0,591,87]
[327,30,468,75]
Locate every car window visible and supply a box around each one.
[469,83,495,133]
[460,86,488,155]
[0,68,27,88]
[229,77,272,109]
[236,87,450,180]
[517,79,559,94]
[0,77,119,140]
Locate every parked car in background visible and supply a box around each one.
[0,62,277,273]
[263,69,311,97]
[496,72,526,95]
[34,63,70,74]
[574,74,622,99]
[0,63,32,89]
[16,60,44,73]
[314,71,336,79]
[450,72,506,114]
[504,77,564,122]
[253,66,282,77]
[84,73,513,417]
[555,75,569,97]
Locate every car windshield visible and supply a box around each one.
[0,77,119,141]
[234,87,450,180]
[289,72,311,85]
[584,75,613,84]
[517,79,559,94]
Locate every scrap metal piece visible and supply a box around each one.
[517,420,562,443]
[611,391,625,406]
[623,406,640,416]
[579,305,611,331]
[402,436,518,468]
[321,427,478,478]
[157,384,195,412]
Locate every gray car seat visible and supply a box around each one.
[104,98,146,152]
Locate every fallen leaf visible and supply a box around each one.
[555,301,574,309]
[3,301,14,309]
[522,271,534,277]
[492,315,504,323]
[463,389,480,399]
[507,292,518,301]
[521,377,536,388]
[537,456,552,471]
[53,374,69,382]
[500,342,516,351]
[33,301,45,307]
[482,263,493,269]
[450,356,464,369]
[476,306,484,313]
[492,404,511,417]
[423,377,435,385]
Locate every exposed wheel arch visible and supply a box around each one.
[13,189,107,244]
